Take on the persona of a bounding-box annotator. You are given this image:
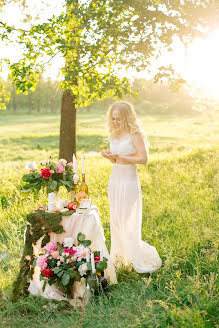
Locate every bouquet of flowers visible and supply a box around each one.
[34,232,108,298]
[23,158,79,194]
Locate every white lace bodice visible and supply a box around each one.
[110,134,136,156]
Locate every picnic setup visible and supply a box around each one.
[12,156,117,305]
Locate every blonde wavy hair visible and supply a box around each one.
[107,101,149,153]
[107,101,142,136]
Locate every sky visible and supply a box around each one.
[0,0,219,101]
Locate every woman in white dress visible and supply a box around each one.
[101,101,162,273]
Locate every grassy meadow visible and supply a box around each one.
[0,108,218,328]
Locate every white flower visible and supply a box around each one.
[78,263,88,276]
[57,261,61,266]
[63,237,74,248]
[66,259,71,264]
[60,257,65,262]
[59,158,67,166]
[71,255,77,262]
[25,161,37,170]
[73,174,79,184]
[64,252,69,257]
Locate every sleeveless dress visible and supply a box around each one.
[107,134,162,273]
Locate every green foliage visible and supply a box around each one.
[0,1,217,107]
[0,74,10,110]
[0,110,218,327]
[77,232,91,247]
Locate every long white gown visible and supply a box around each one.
[107,134,162,273]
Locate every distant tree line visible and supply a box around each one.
[4,77,62,113]
[2,76,199,115]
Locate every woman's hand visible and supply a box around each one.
[101,150,117,163]
[101,149,111,158]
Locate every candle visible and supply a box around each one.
[86,248,90,262]
[91,253,96,274]
[81,155,85,174]
[73,154,77,173]
[100,249,103,261]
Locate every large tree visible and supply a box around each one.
[0,0,218,160]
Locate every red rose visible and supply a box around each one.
[41,168,52,179]
[94,255,100,263]
[42,269,54,278]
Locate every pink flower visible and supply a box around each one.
[67,162,73,168]
[43,242,57,254]
[74,245,86,261]
[64,247,77,256]
[37,205,47,211]
[51,251,59,259]
[59,159,67,166]
[50,170,54,174]
[56,163,65,174]
[36,255,48,270]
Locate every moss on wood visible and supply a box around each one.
[11,210,75,301]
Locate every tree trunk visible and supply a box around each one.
[59,90,77,162]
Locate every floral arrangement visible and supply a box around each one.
[34,233,108,298]
[23,158,79,194]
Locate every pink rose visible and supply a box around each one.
[56,163,65,174]
[59,159,67,166]
[36,255,48,270]
[67,162,73,168]
[74,245,86,261]
[51,251,59,259]
[43,242,57,254]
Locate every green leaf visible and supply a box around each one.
[52,267,63,274]
[57,270,64,278]
[77,233,91,247]
[48,180,58,191]
[96,261,107,272]
[62,273,70,286]
[80,240,91,247]
[87,262,92,271]
[67,268,76,278]
[77,232,86,242]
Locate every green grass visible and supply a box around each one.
[0,109,218,328]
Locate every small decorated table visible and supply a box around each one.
[12,206,117,301]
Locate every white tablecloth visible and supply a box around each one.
[28,206,117,300]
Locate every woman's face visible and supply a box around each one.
[112,109,122,131]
